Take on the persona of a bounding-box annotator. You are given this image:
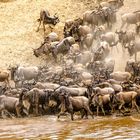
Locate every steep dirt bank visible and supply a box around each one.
[0,0,95,68]
[0,0,139,70]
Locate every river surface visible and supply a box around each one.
[0,115,140,140]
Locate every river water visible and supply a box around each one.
[0,115,140,140]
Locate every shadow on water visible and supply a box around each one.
[0,115,140,140]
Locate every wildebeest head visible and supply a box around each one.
[33,49,40,57]
[118,0,124,8]
[115,30,126,42]
[9,65,18,80]
[136,23,140,35]
[91,93,99,107]
[33,42,44,57]
[48,88,60,106]
[59,92,71,108]
[126,42,135,56]
[52,13,60,25]
[33,42,51,57]
[19,89,31,111]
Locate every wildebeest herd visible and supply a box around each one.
[0,0,140,120]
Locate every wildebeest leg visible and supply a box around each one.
[97,106,99,116]
[85,110,88,119]
[42,105,47,114]
[109,103,114,114]
[119,101,125,113]
[35,103,39,116]
[16,106,21,117]
[114,42,119,53]
[43,22,46,33]
[126,23,130,29]
[4,79,10,89]
[134,52,137,62]
[1,109,14,118]
[51,51,57,62]
[1,110,8,119]
[120,21,126,29]
[35,92,39,116]
[100,105,105,116]
[36,20,41,32]
[58,102,67,119]
[57,112,66,119]
[80,109,85,119]
[70,111,74,121]
[49,25,54,32]
[23,108,29,116]
[84,105,93,118]
[132,100,140,113]
[107,21,111,29]
[81,109,88,119]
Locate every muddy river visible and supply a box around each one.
[0,115,140,140]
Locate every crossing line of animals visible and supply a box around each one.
[0,0,140,120]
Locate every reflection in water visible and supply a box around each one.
[0,115,140,140]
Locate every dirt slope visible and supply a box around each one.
[0,0,139,70]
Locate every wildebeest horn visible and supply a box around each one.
[124,44,129,48]
[115,29,120,33]
[53,85,61,92]
[122,30,126,34]
[37,18,40,22]
[8,64,11,68]
[54,13,58,17]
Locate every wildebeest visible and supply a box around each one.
[125,59,140,78]
[94,41,111,61]
[93,87,115,95]
[113,91,140,113]
[0,70,10,87]
[91,93,112,116]
[64,18,83,38]
[83,9,106,27]
[100,31,118,46]
[120,11,140,29]
[100,6,117,28]
[0,95,22,118]
[51,37,75,61]
[64,18,83,31]
[55,86,88,97]
[33,37,73,61]
[93,25,106,39]
[116,30,135,48]
[10,66,40,83]
[36,9,59,33]
[83,6,117,28]
[81,33,94,49]
[21,88,52,115]
[34,82,60,90]
[125,39,140,61]
[58,93,93,120]
[46,32,59,42]
[33,40,52,57]
[110,71,132,81]
[0,82,7,95]
[99,0,124,10]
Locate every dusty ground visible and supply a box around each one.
[0,0,139,70]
